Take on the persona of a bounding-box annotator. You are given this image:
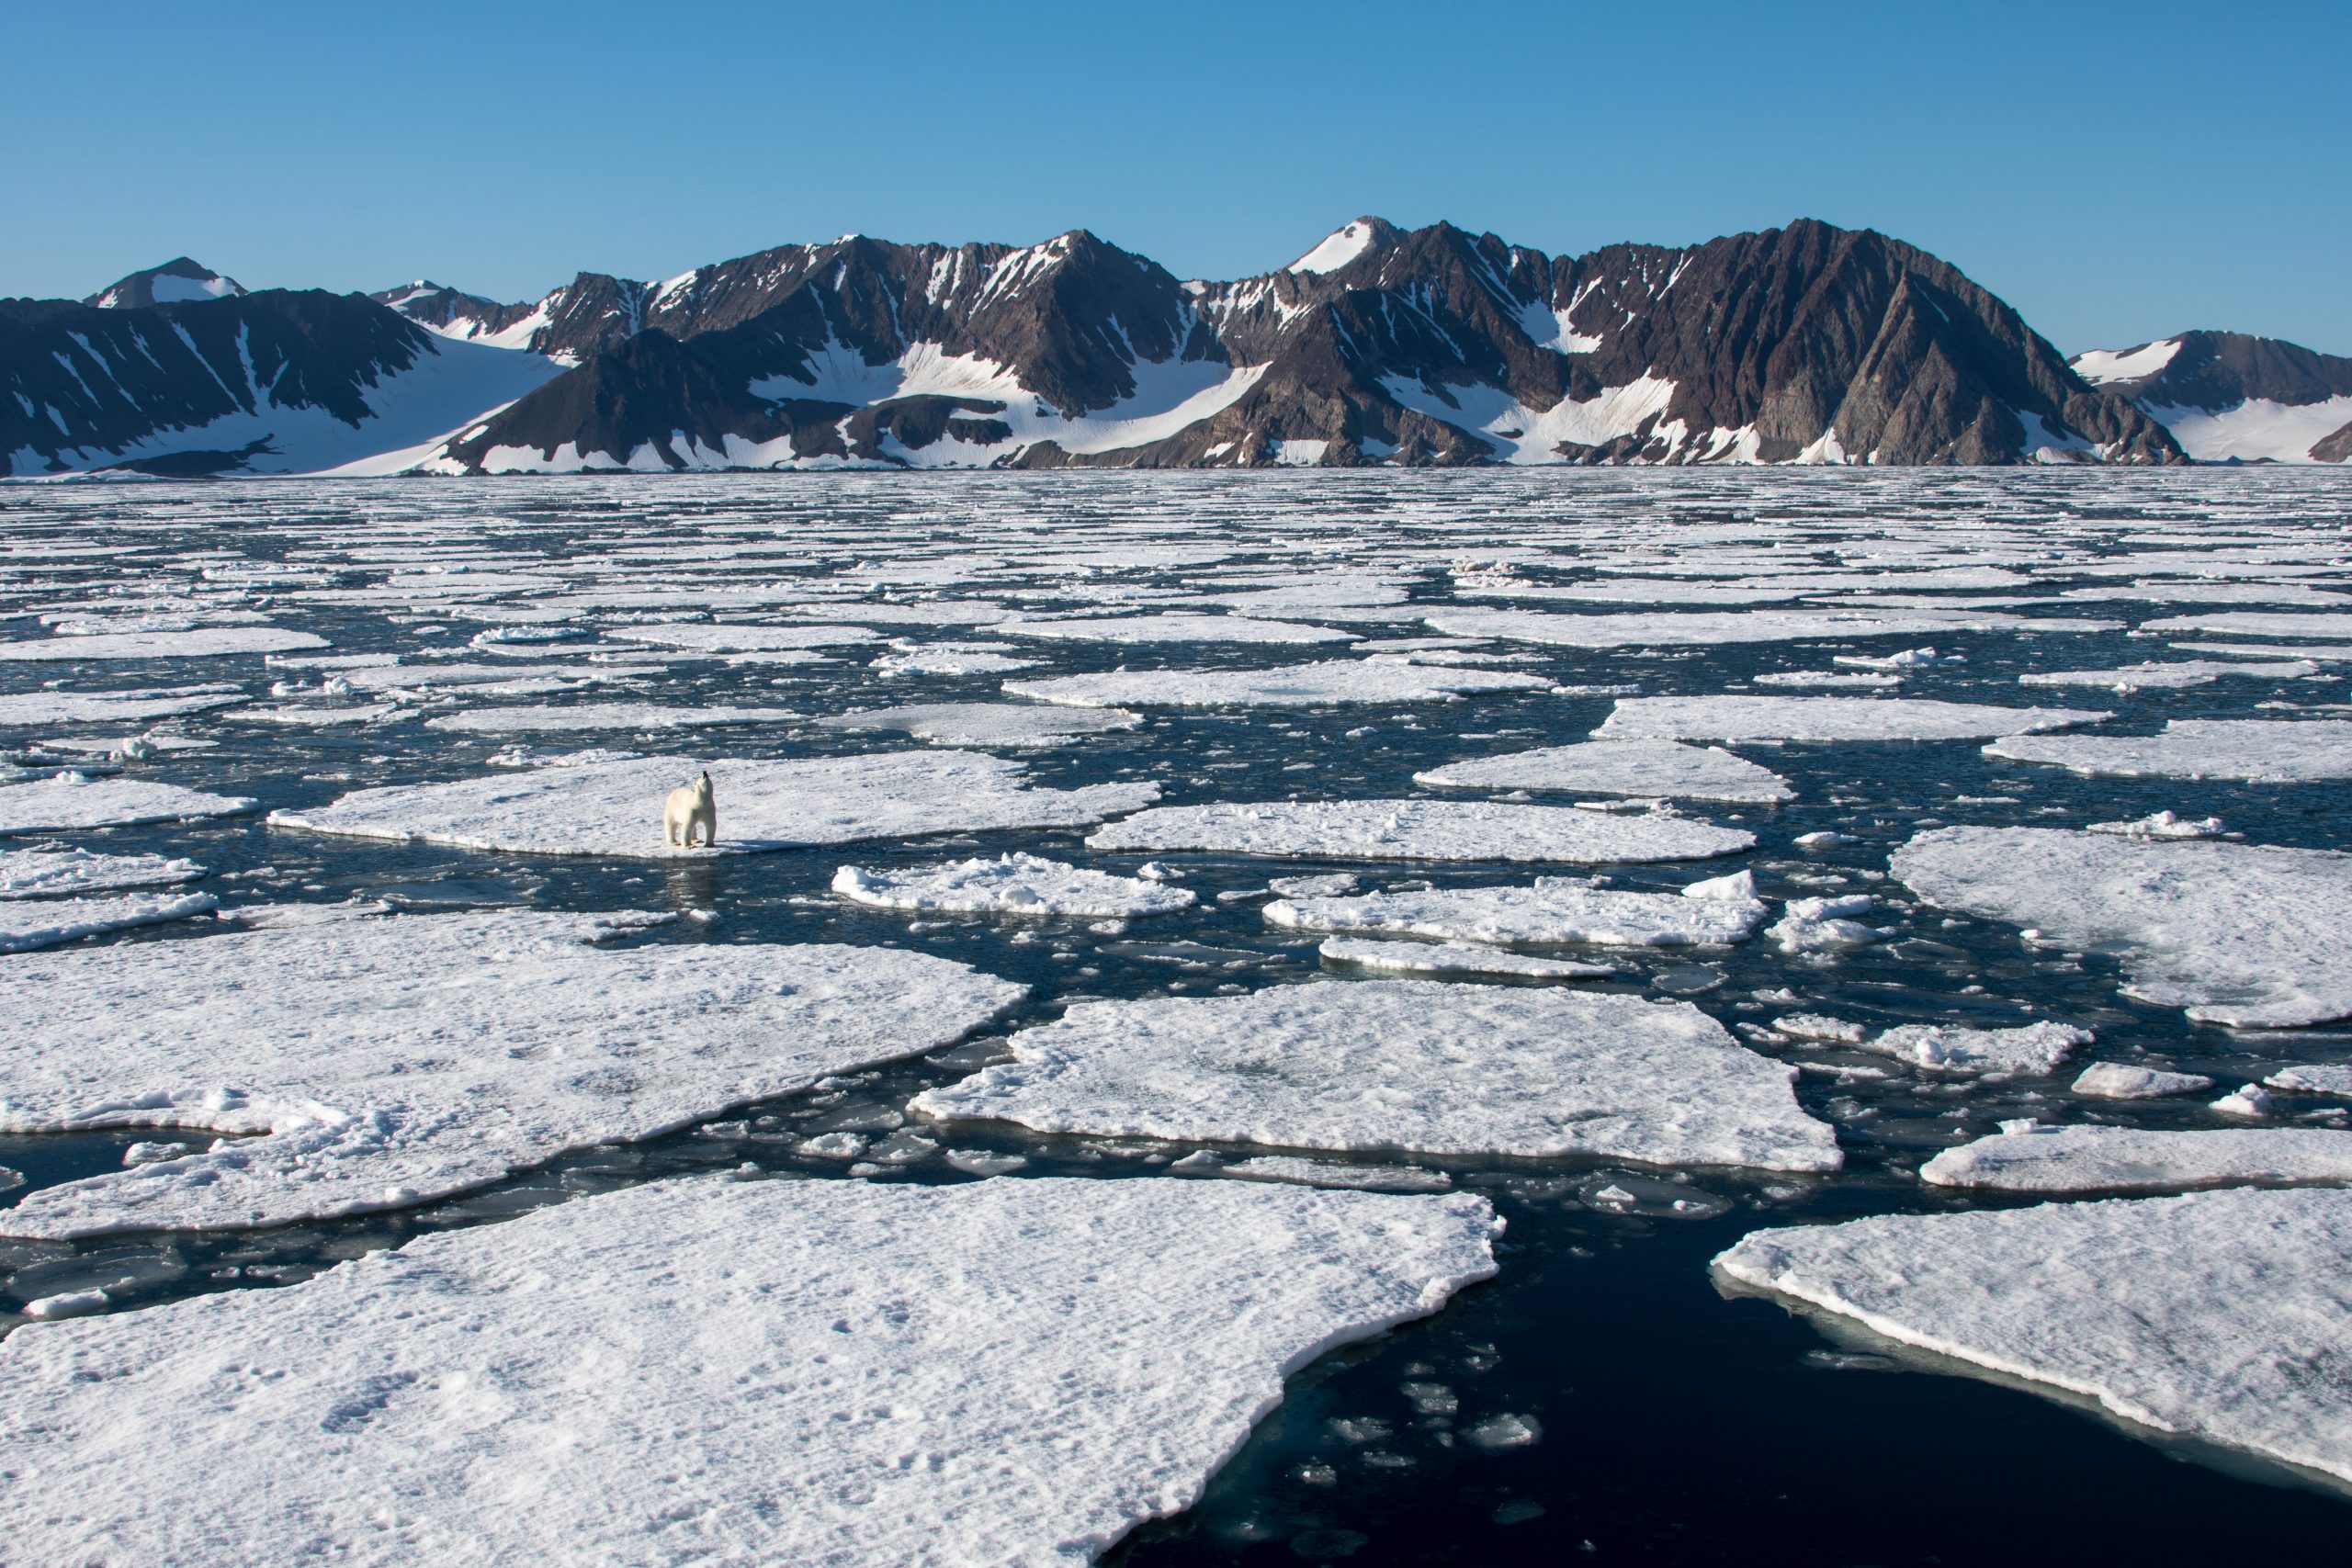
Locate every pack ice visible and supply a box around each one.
[0,908,1023,1237]
[1266,875,1769,947]
[833,853,1196,918]
[1415,739,1794,802]
[0,774,258,835]
[1003,660,1555,708]
[0,1176,1497,1565]
[1595,695,2109,742]
[1920,1123,2352,1193]
[1893,826,2352,1027]
[1089,801,1752,863]
[1715,1188,2352,1485]
[1984,719,2352,782]
[819,702,1141,748]
[271,751,1159,858]
[912,982,1841,1172]
[0,627,328,660]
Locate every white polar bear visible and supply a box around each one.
[663,771,717,849]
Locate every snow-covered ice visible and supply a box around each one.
[1091,800,1751,863]
[820,702,1140,748]
[0,627,327,661]
[423,702,803,733]
[0,1176,1496,1564]
[1715,1187,2352,1485]
[1414,739,1793,803]
[1764,896,1891,954]
[1860,1021,2092,1077]
[2087,810,2229,840]
[1985,720,2352,782]
[1266,875,1769,947]
[0,774,258,835]
[1596,695,2109,743]
[272,751,1159,859]
[1919,1123,2352,1193]
[1001,613,1357,645]
[2268,1066,2352,1099]
[605,622,878,651]
[1893,826,2352,1027]
[0,909,1023,1237]
[912,981,1841,1171]
[2074,1063,2216,1100]
[0,689,243,724]
[832,853,1196,918]
[1171,1152,1455,1192]
[2018,660,2316,691]
[1422,607,2116,649]
[1316,937,1615,979]
[0,891,220,953]
[1003,660,1555,709]
[0,844,204,899]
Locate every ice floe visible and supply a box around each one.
[1596,695,2109,742]
[1714,1187,2352,1484]
[0,627,327,661]
[0,844,204,898]
[1414,739,1793,803]
[1422,607,2117,649]
[423,702,803,733]
[2268,1066,2352,1098]
[0,1176,1496,1562]
[2087,810,2229,840]
[1920,1123,2352,1193]
[914,981,1839,1170]
[0,774,258,835]
[0,689,243,724]
[1090,800,1752,863]
[1860,1021,2092,1077]
[1266,875,1769,947]
[1984,719,2352,782]
[1894,826,2352,1026]
[2018,660,2316,691]
[0,891,220,953]
[819,702,1140,748]
[1170,1151,1454,1192]
[2074,1063,2216,1100]
[0,909,1023,1237]
[832,853,1195,918]
[272,751,1159,859]
[1003,660,1555,709]
[1764,896,1892,954]
[870,644,1040,675]
[605,622,878,651]
[1316,937,1615,979]
[1001,612,1357,645]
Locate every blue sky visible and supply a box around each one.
[8,1,2346,354]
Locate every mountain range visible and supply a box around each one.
[3,221,2344,477]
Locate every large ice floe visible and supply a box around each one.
[0,627,328,661]
[0,774,259,835]
[1893,826,2352,1027]
[605,622,879,651]
[1984,719,2352,782]
[912,981,1840,1171]
[1089,800,1752,863]
[1420,606,2117,649]
[0,908,1023,1236]
[1002,660,1555,708]
[1714,1188,2352,1486]
[0,844,205,898]
[0,1176,1497,1564]
[0,688,243,724]
[1594,695,2109,742]
[819,702,1141,748]
[1316,936,1614,979]
[0,890,220,953]
[422,702,804,733]
[2017,659,2317,692]
[832,853,1196,918]
[1266,874,1769,947]
[1919,1123,2352,1193]
[1414,739,1794,802]
[1000,612,1357,644]
[271,751,1159,858]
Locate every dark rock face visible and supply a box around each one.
[2312,420,2352,464]
[2078,330,2352,412]
[85,257,246,310]
[368,281,543,344]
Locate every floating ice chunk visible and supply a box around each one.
[831,854,1195,918]
[21,1288,109,1320]
[1792,831,1855,849]
[24,733,215,758]
[1267,873,1360,898]
[1597,695,2108,743]
[1001,612,1357,645]
[942,1148,1027,1175]
[820,702,1140,748]
[272,751,1159,860]
[2073,1063,2216,1100]
[234,703,401,727]
[870,646,1040,675]
[1682,870,1756,900]
[1765,895,1889,954]
[424,702,802,733]
[122,1140,190,1166]
[1004,660,1554,709]
[2018,660,2315,692]
[1772,1015,1871,1044]
[1317,937,1615,979]
[0,845,204,899]
[0,775,258,835]
[605,622,877,651]
[1269,876,1769,947]
[1754,671,1900,689]
[1861,1021,2091,1077]
[914,981,1840,1171]
[0,909,1023,1237]
[2086,811,2229,840]
[1464,1413,1545,1450]
[2267,1066,2352,1098]
[0,891,219,954]
[0,690,243,724]
[1423,608,2116,649]
[1714,1187,2352,1484]
[2140,611,2352,639]
[1985,720,2352,782]
[1893,827,2352,1027]
[1091,800,1751,864]
[1835,647,1961,669]
[2211,1084,2273,1119]
[1920,1123,2352,1192]
[1415,739,1793,803]
[0,627,326,661]
[1172,1153,1455,1193]
[0,1176,1496,1564]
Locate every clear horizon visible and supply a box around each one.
[9,0,2346,355]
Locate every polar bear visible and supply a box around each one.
[663,771,717,849]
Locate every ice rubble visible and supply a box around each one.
[1002,660,1555,708]
[1714,1187,2352,1485]
[0,1176,1496,1565]
[1764,896,1892,954]
[0,909,1023,1237]
[1920,1123,2352,1192]
[1266,875,1768,947]
[1000,612,1358,644]
[0,628,327,660]
[1414,739,1793,802]
[2073,1063,2215,1100]
[271,751,1159,859]
[832,853,1195,918]
[1316,937,1615,979]
[0,775,258,835]
[819,702,1140,748]
[0,845,204,898]
[911,981,1841,1171]
[2018,659,2316,691]
[0,891,220,954]
[2087,811,2228,840]
[1893,826,2352,1027]
[423,702,804,733]
[1984,719,2352,782]
[1595,695,2109,742]
[1090,800,1752,863]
